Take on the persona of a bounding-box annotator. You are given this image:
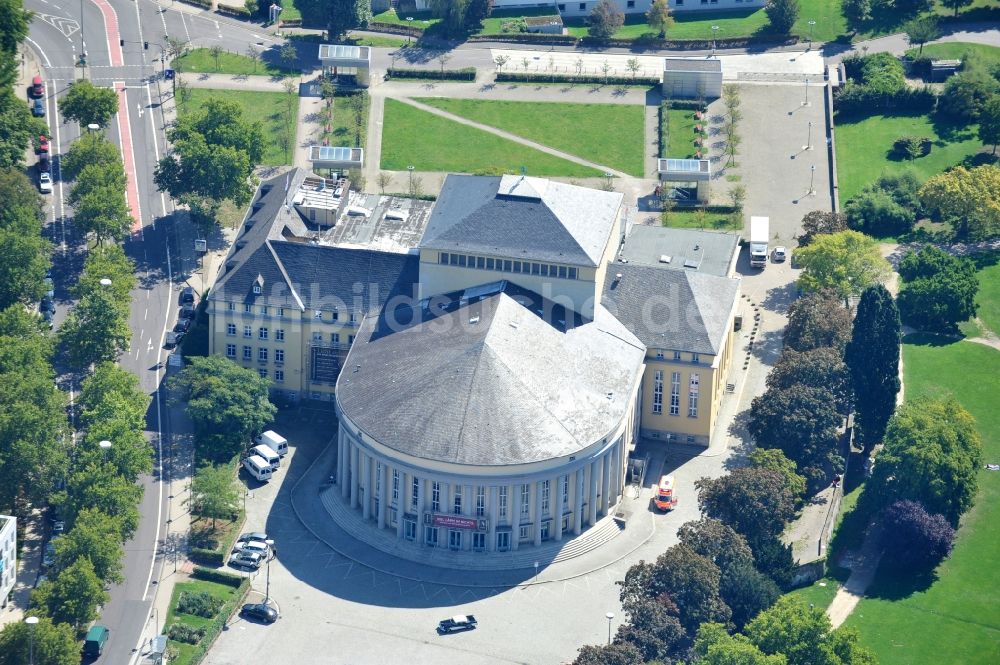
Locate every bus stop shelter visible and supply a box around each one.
[318,44,371,88]
[657,158,711,204]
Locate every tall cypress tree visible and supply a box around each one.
[845,285,901,454]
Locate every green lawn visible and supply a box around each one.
[321,92,369,150]
[415,97,645,176]
[380,98,602,177]
[661,208,742,230]
[177,88,299,166]
[974,258,1000,337]
[787,572,848,610]
[165,579,242,665]
[172,48,295,78]
[663,107,702,159]
[906,42,1000,68]
[834,113,982,204]
[843,337,1000,664]
[373,8,439,29]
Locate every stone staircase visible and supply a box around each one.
[319,486,625,573]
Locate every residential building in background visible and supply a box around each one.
[0,515,15,609]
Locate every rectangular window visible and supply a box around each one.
[314,310,323,319]
[558,266,567,278]
[312,332,323,342]
[503,260,512,272]
[439,252,449,265]
[226,344,236,358]
[674,350,682,361]
[259,327,268,340]
[277,308,284,317]
[258,368,267,378]
[332,310,339,321]
[499,486,508,519]
[274,369,284,383]
[244,303,252,313]
[458,255,467,267]
[676,0,683,5]
[568,268,578,280]
[655,349,664,359]
[244,325,252,338]
[558,3,566,10]
[670,372,681,416]
[579,2,586,9]
[243,345,252,360]
[531,263,541,275]
[274,349,284,363]
[392,470,399,503]
[520,484,530,517]
[349,313,358,324]
[562,475,569,507]
[432,482,441,512]
[449,253,459,266]
[260,306,267,315]
[404,519,416,541]
[519,525,530,541]
[476,256,485,269]
[425,526,438,545]
[627,0,635,6]
[473,532,485,551]
[411,477,419,510]
[228,302,236,311]
[513,261,522,273]
[276,329,284,341]
[692,353,700,363]
[226,323,236,336]
[689,373,700,418]
[653,370,664,415]
[449,529,462,550]
[332,333,340,344]
[476,486,485,517]
[486,258,495,270]
[541,479,550,514]
[497,530,510,551]
[540,264,549,277]
[453,488,462,515]
[258,347,268,362]
[348,335,355,345]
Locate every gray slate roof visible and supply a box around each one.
[210,168,418,312]
[602,263,739,356]
[664,57,722,73]
[419,174,623,267]
[337,281,646,466]
[619,226,739,277]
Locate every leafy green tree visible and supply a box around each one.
[694,623,786,665]
[71,184,133,243]
[0,90,47,167]
[0,616,79,665]
[60,287,132,369]
[428,0,471,33]
[77,362,152,483]
[67,161,126,208]
[641,543,732,634]
[60,80,119,128]
[678,518,754,577]
[696,468,796,544]
[845,285,900,452]
[171,355,276,462]
[799,210,847,246]
[749,385,842,487]
[464,0,493,28]
[841,0,872,30]
[30,558,108,630]
[938,70,1000,122]
[903,17,939,56]
[60,132,121,181]
[53,508,125,583]
[721,562,782,631]
[588,0,624,40]
[897,246,978,331]
[57,461,142,538]
[615,596,685,662]
[795,231,891,305]
[572,643,644,665]
[748,448,808,507]
[845,187,916,237]
[192,463,240,528]
[919,164,1000,240]
[73,244,136,302]
[647,0,673,37]
[979,95,1000,154]
[867,396,982,524]
[764,0,799,35]
[745,596,876,665]
[785,290,854,353]
[767,347,852,414]
[0,220,50,309]
[0,304,50,339]
[314,0,372,38]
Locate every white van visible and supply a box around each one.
[242,455,273,482]
[251,444,280,470]
[254,430,288,457]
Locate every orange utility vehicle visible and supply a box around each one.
[654,475,678,511]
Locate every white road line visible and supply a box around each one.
[24,37,52,68]
[144,308,147,320]
[180,11,190,44]
[144,81,168,219]
[50,83,68,255]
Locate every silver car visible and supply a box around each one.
[229,551,264,570]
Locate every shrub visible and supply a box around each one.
[881,500,955,570]
[938,70,1000,121]
[845,171,922,237]
[168,623,206,644]
[835,52,936,117]
[897,246,979,332]
[892,135,932,159]
[386,67,476,81]
[189,547,225,565]
[190,565,245,587]
[177,591,224,618]
[496,71,659,87]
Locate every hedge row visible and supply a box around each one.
[216,5,250,18]
[189,547,225,566]
[190,565,245,587]
[466,32,797,49]
[387,67,476,81]
[834,81,937,117]
[468,32,578,45]
[496,71,659,87]
[179,0,212,8]
[369,21,424,37]
[178,568,250,665]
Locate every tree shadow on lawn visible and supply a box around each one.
[929,112,977,144]
[902,331,966,347]
[865,559,940,601]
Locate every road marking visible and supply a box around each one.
[36,13,80,39]
[144,81,168,219]
[50,82,68,256]
[24,37,52,68]
[180,11,190,44]
[90,0,125,67]
[115,82,144,237]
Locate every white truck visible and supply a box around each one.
[749,216,770,269]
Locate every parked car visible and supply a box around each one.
[233,540,270,557]
[32,97,45,117]
[44,276,54,299]
[37,135,49,153]
[240,603,278,624]
[41,308,54,327]
[30,75,44,98]
[772,246,787,262]
[164,331,182,349]
[173,317,191,333]
[42,542,56,567]
[229,551,264,570]
[50,519,64,533]
[38,153,50,173]
[236,532,269,544]
[180,303,196,319]
[38,172,52,193]
[40,295,55,316]
[437,615,477,634]
[181,286,196,304]
[82,625,110,657]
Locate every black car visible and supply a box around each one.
[164,331,182,349]
[174,317,191,333]
[240,603,278,624]
[180,303,196,319]
[437,615,477,634]
[181,286,196,304]
[40,296,55,315]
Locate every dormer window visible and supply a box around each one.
[253,284,261,294]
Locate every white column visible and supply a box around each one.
[396,470,406,539]
[487,486,497,552]
[553,475,563,541]
[601,451,612,516]
[377,461,387,529]
[440,482,449,548]
[588,460,599,526]
[349,444,359,508]
[362,454,372,520]
[532,480,543,547]
[509,483,519,551]
[419,478,430,545]
[610,443,622,502]
[339,432,349,498]
[574,468,585,535]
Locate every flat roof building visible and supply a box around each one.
[308,146,364,172]
[662,57,723,100]
[618,226,740,277]
[318,44,371,87]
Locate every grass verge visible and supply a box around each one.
[664,107,702,159]
[172,48,296,78]
[905,42,1000,69]
[380,98,603,177]
[660,208,741,230]
[177,88,299,166]
[415,97,645,176]
[165,575,244,665]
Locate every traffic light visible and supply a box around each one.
[144,41,149,50]
[120,39,125,46]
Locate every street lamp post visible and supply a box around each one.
[605,612,614,645]
[808,20,816,48]
[407,165,414,193]
[711,26,720,56]
[802,78,811,107]
[808,164,816,196]
[264,539,275,604]
[25,616,39,665]
[803,121,813,152]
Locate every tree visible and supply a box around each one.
[192,463,240,528]
[720,562,782,630]
[868,396,982,524]
[785,289,854,354]
[795,230,891,304]
[171,355,276,462]
[0,89,48,168]
[766,347,852,413]
[68,161,126,209]
[61,132,121,181]
[940,0,973,17]
[376,172,392,194]
[897,246,978,332]
[428,0,471,33]
[0,203,50,309]
[902,17,939,56]
[52,508,125,583]
[938,70,1000,122]
[694,623,787,665]
[71,185,133,243]
[59,80,119,128]
[844,187,915,238]
[166,36,189,59]
[464,0,493,28]
[799,210,846,246]
[881,499,955,571]
[625,57,640,81]
[280,43,298,71]
[919,164,1000,240]
[572,643,645,665]
[436,51,453,76]
[588,0,624,40]
[748,448,808,507]
[980,95,1000,154]
[318,0,371,39]
[845,285,900,452]
[31,558,108,630]
[493,54,509,74]
[0,616,79,665]
[765,0,799,35]
[696,468,796,543]
[246,44,260,72]
[745,596,876,665]
[73,244,136,302]
[77,361,151,482]
[678,518,754,577]
[647,544,731,633]
[615,596,685,662]
[57,461,143,538]
[647,0,673,38]
[60,287,132,369]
